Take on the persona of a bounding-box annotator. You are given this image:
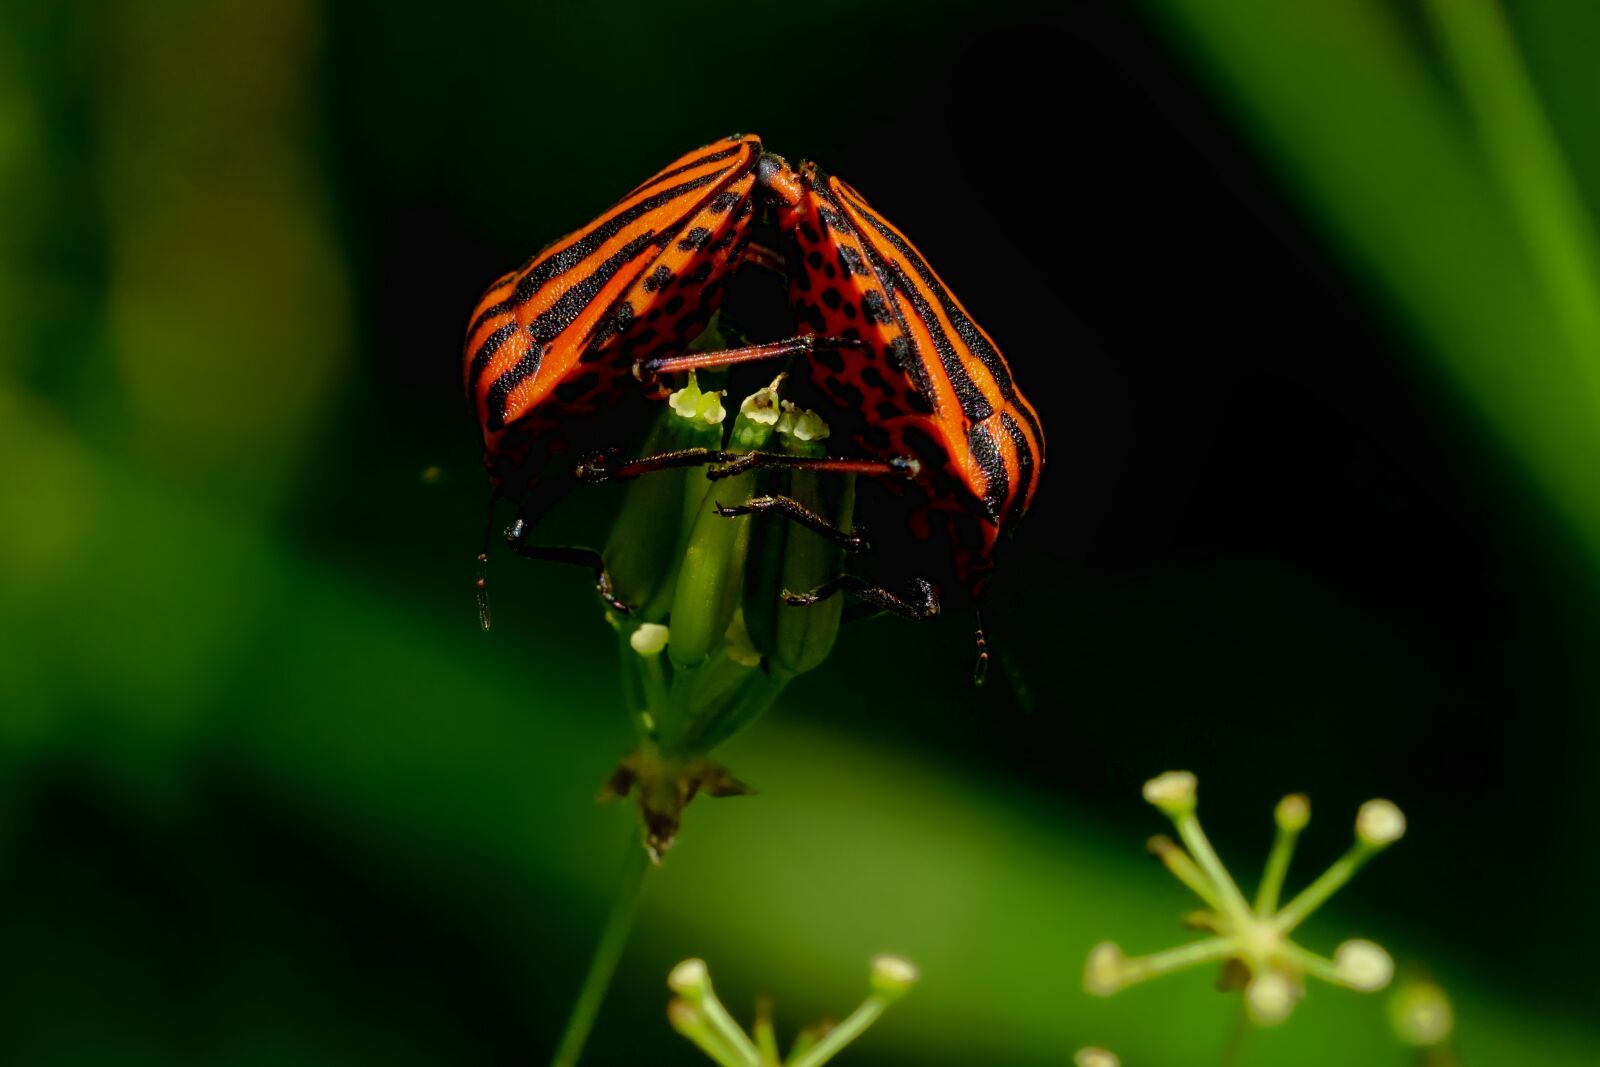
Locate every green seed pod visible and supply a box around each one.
[771,405,853,677]
[666,383,780,669]
[738,466,786,658]
[603,374,726,618]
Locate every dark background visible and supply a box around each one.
[1,1,1596,1064]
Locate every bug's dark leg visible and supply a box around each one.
[783,575,940,621]
[578,449,918,485]
[635,335,864,386]
[706,452,920,482]
[504,517,633,615]
[576,447,736,483]
[713,494,870,553]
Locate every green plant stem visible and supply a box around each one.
[1174,813,1253,927]
[1220,997,1251,1067]
[1253,821,1300,915]
[1118,936,1235,986]
[548,838,651,1067]
[786,996,887,1067]
[1274,843,1373,934]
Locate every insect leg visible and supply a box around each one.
[578,449,917,485]
[503,517,633,615]
[782,574,940,621]
[706,452,920,482]
[712,494,870,553]
[575,447,736,483]
[635,335,864,385]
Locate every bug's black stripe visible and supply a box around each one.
[486,343,544,431]
[820,187,993,423]
[840,184,1047,457]
[525,232,660,345]
[851,229,993,422]
[483,232,660,429]
[1013,396,1045,467]
[624,143,746,199]
[967,423,1009,524]
[839,186,1014,397]
[465,172,728,337]
[999,411,1034,527]
[467,322,519,393]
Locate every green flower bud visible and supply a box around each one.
[1333,939,1393,992]
[1083,941,1126,996]
[1388,979,1454,1047]
[1143,770,1198,817]
[868,954,919,1002]
[1275,793,1310,832]
[1356,799,1406,847]
[1074,1049,1120,1067]
[668,958,712,1000]
[1245,970,1296,1025]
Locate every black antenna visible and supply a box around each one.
[972,608,990,687]
[476,492,497,632]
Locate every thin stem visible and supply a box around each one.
[1150,835,1228,914]
[753,998,781,1067]
[1254,821,1300,916]
[1117,936,1236,987]
[1174,813,1254,928]
[1279,943,1345,988]
[786,997,886,1067]
[672,1002,753,1067]
[1274,843,1374,934]
[1219,996,1251,1067]
[697,990,762,1066]
[548,838,651,1067]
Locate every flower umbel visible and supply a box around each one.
[667,955,917,1067]
[1085,772,1405,1025]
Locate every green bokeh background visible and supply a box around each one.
[2,2,1597,1065]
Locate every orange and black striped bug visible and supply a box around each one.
[584,151,1044,640]
[462,134,779,622]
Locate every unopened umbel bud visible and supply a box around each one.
[667,958,711,1000]
[1275,793,1310,832]
[869,954,919,1001]
[1245,970,1295,1025]
[1356,799,1406,847]
[1074,1048,1120,1067]
[1083,941,1125,996]
[1333,939,1393,992]
[1389,979,1454,1047]
[1143,771,1198,816]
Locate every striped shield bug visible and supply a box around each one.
[461,134,764,618]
